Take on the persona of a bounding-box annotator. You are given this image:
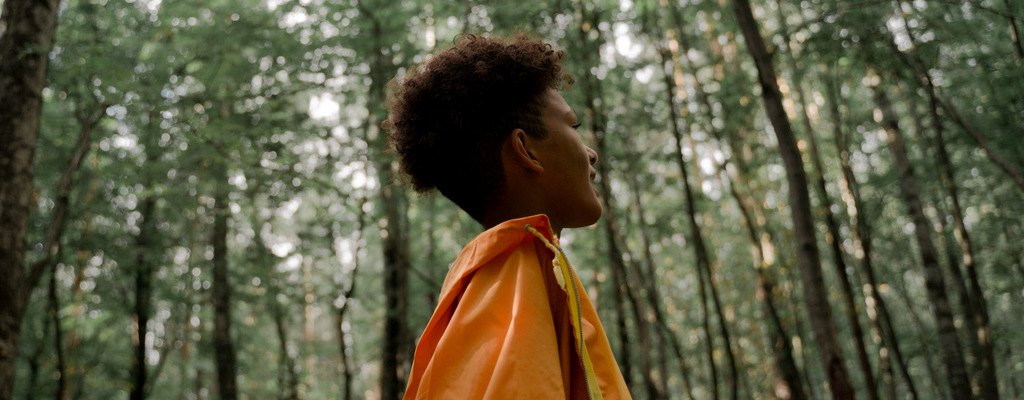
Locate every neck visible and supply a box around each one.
[479,202,562,237]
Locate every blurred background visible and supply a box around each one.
[6,0,1024,398]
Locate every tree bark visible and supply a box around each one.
[790,69,880,400]
[358,6,411,398]
[652,42,724,400]
[729,170,807,400]
[379,167,411,400]
[729,0,855,398]
[48,265,67,400]
[0,0,61,391]
[823,64,921,400]
[575,6,656,397]
[338,198,366,400]
[886,8,1001,392]
[129,195,156,400]
[872,86,972,400]
[212,164,238,400]
[926,84,999,400]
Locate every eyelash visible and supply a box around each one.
[572,123,581,129]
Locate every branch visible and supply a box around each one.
[25,105,109,292]
[934,97,1024,193]
[924,0,1024,21]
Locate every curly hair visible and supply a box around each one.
[384,33,573,221]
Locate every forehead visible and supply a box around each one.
[541,88,573,117]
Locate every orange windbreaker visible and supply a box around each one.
[402,214,632,400]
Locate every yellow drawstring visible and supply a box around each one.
[525,224,604,400]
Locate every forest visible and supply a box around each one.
[0,0,1022,398]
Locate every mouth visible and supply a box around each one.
[589,169,597,182]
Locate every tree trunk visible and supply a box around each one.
[273,305,299,400]
[872,86,972,400]
[823,64,921,400]
[48,265,68,400]
[130,196,156,400]
[623,161,672,400]
[791,71,880,400]
[575,6,656,397]
[358,6,411,398]
[885,6,1001,390]
[652,43,722,400]
[338,198,366,400]
[729,1,855,398]
[729,173,806,400]
[380,167,411,400]
[0,0,61,390]
[212,166,238,400]
[927,83,999,400]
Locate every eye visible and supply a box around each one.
[571,123,581,130]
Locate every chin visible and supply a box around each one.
[567,200,603,229]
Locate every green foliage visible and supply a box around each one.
[13,0,1024,398]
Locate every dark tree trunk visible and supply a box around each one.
[729,0,855,398]
[791,73,879,400]
[823,64,920,400]
[380,168,411,400]
[575,6,655,396]
[130,196,156,400]
[927,83,999,400]
[338,198,366,400]
[358,6,411,398]
[48,266,67,400]
[730,176,806,400]
[884,6,1001,390]
[872,86,972,400]
[0,0,61,391]
[654,44,721,400]
[273,306,299,400]
[212,167,238,400]
[623,161,672,400]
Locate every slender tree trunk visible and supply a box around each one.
[891,275,949,400]
[872,86,972,400]
[48,265,67,400]
[273,305,299,400]
[886,6,1001,390]
[823,64,921,400]
[927,84,999,400]
[728,171,806,400]
[338,198,366,400]
[130,196,156,400]
[0,0,61,391]
[670,10,807,396]
[576,6,655,397]
[794,74,880,400]
[358,7,411,398]
[380,167,411,400]
[729,1,855,398]
[652,44,721,400]
[212,165,238,400]
[623,163,672,400]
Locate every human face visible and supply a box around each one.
[533,88,602,231]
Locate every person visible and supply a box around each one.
[384,32,632,400]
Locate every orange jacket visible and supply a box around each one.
[403,215,631,400]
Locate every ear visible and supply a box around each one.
[509,129,544,173]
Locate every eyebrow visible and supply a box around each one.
[566,109,577,120]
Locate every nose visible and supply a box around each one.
[587,146,598,166]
